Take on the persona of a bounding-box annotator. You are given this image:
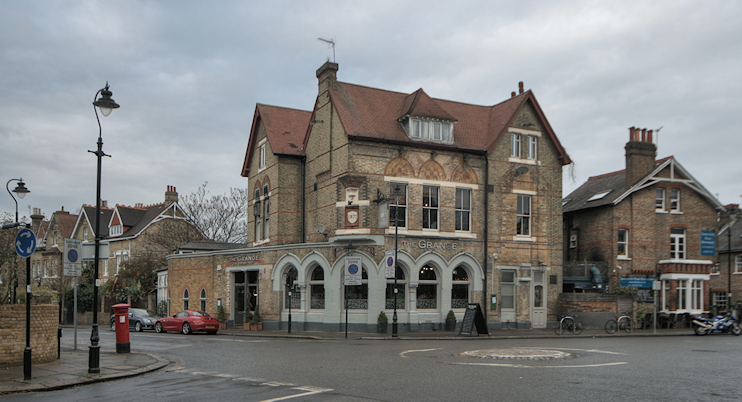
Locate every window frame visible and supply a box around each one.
[670,228,686,260]
[510,133,521,158]
[516,194,531,236]
[736,255,742,273]
[422,186,439,230]
[416,266,438,310]
[670,189,680,211]
[451,266,470,309]
[501,270,516,310]
[455,188,471,232]
[183,288,190,311]
[408,118,452,143]
[655,188,666,211]
[259,143,266,169]
[390,183,407,229]
[200,288,207,311]
[309,267,325,310]
[262,184,270,240]
[527,135,537,160]
[617,228,628,257]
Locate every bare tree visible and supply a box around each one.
[179,182,247,244]
[0,212,23,304]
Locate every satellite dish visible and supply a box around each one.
[315,224,326,234]
[516,166,529,175]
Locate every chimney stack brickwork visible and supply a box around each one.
[625,126,657,187]
[165,185,178,204]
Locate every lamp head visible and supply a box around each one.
[93,82,120,117]
[12,179,29,199]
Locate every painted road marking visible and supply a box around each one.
[521,347,626,355]
[260,386,334,402]
[454,361,628,368]
[400,348,442,358]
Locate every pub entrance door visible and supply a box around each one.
[234,271,258,324]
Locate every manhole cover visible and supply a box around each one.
[456,348,577,360]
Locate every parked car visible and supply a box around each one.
[110,308,158,332]
[155,310,219,335]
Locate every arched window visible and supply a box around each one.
[310,267,325,309]
[385,267,406,310]
[183,288,190,311]
[253,187,261,242]
[345,268,368,309]
[263,184,270,240]
[284,266,300,310]
[451,267,470,308]
[200,288,207,311]
[417,265,438,309]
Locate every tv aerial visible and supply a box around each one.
[318,37,335,63]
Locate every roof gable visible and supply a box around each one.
[398,89,457,121]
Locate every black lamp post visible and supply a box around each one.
[343,241,356,339]
[6,178,31,380]
[88,82,119,374]
[726,207,738,311]
[390,184,404,338]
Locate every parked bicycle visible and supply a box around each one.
[555,314,584,336]
[605,312,634,334]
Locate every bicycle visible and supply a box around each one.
[555,314,584,336]
[605,312,634,334]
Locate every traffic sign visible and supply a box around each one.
[64,238,82,277]
[14,228,36,258]
[344,256,362,286]
[384,250,395,279]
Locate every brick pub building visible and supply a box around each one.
[168,62,571,332]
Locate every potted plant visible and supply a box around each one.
[445,310,456,331]
[217,305,227,330]
[243,310,253,330]
[250,304,263,331]
[377,311,388,334]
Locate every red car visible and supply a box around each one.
[155,310,219,335]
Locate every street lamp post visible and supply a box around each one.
[6,178,31,380]
[390,184,404,338]
[88,83,119,373]
[343,241,356,339]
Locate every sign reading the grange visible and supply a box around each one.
[401,240,458,250]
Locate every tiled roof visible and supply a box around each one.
[720,218,742,254]
[117,203,169,237]
[81,206,114,237]
[177,241,245,252]
[55,213,78,239]
[257,104,311,156]
[563,170,629,213]
[116,206,148,228]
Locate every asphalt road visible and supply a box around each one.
[7,329,742,401]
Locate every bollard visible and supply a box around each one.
[58,327,62,359]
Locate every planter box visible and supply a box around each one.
[378,321,388,334]
[445,319,456,331]
[250,322,263,331]
[243,323,251,330]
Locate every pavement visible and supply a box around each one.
[0,325,695,395]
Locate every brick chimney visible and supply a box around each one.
[625,126,657,186]
[165,185,178,204]
[316,61,339,94]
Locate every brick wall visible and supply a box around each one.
[0,304,59,366]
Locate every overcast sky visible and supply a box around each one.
[2,1,741,221]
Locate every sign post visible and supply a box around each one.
[15,227,36,380]
[384,250,395,279]
[64,239,83,349]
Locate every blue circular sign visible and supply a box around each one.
[68,249,79,263]
[348,264,359,275]
[386,256,394,267]
[15,228,37,258]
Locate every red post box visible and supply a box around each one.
[112,303,131,354]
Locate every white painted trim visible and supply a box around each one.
[383,176,478,190]
[508,157,538,165]
[660,273,710,280]
[508,127,542,136]
[513,236,537,242]
[335,200,370,207]
[513,189,537,196]
[385,229,477,239]
[658,259,713,265]
[335,229,371,235]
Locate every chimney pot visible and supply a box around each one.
[641,128,647,142]
[511,91,516,98]
[629,126,635,141]
[647,130,653,143]
[518,81,524,94]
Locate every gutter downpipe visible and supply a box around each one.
[483,155,489,326]
[301,155,306,243]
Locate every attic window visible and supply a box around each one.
[587,190,611,202]
[407,118,453,143]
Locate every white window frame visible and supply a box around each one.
[670,228,685,260]
[390,183,407,229]
[677,280,687,310]
[455,188,471,232]
[691,279,703,310]
[511,133,521,158]
[408,118,452,143]
[736,255,742,273]
[263,184,270,240]
[516,194,531,236]
[183,288,190,311]
[527,136,537,160]
[259,143,266,169]
[422,186,439,230]
[713,291,727,310]
[617,228,628,257]
[670,189,680,212]
[655,188,666,211]
[83,227,89,242]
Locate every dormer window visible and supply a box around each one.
[408,118,453,143]
[110,224,123,236]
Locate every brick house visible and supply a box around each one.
[168,62,571,331]
[712,207,741,311]
[563,127,724,315]
[30,207,78,291]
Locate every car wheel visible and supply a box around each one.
[111,321,116,332]
[135,321,142,332]
[155,322,163,333]
[182,322,192,335]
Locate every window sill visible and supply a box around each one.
[508,157,538,165]
[617,257,632,261]
[252,239,270,247]
[670,211,683,215]
[513,236,537,242]
[655,210,668,214]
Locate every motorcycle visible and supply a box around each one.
[692,312,741,336]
